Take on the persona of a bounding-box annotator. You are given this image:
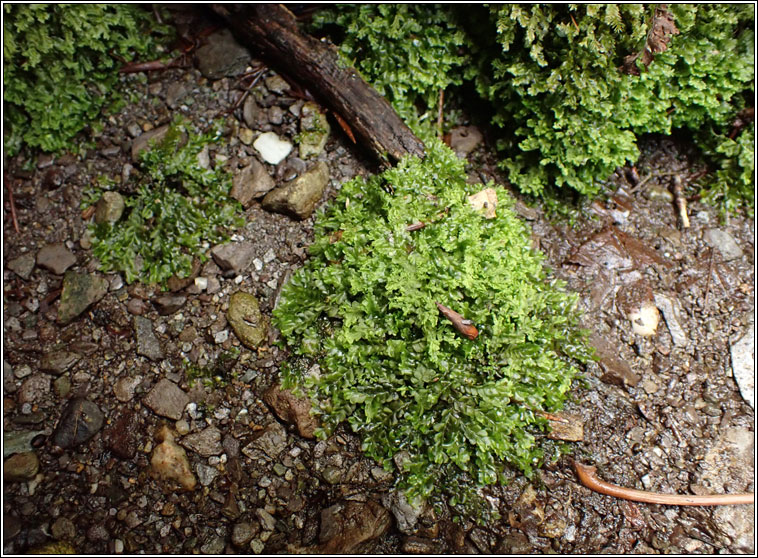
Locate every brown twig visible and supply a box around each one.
[4,172,20,233]
[702,247,715,312]
[406,222,426,232]
[436,302,478,340]
[671,175,690,228]
[437,88,445,139]
[573,461,754,506]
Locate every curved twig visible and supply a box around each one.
[573,460,754,506]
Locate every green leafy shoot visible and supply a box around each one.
[89,120,243,286]
[273,139,591,514]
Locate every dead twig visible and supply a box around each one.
[4,172,20,233]
[436,301,478,340]
[702,247,715,312]
[437,88,445,139]
[671,175,690,229]
[573,461,754,506]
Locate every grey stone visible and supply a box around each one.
[3,430,44,458]
[256,508,276,532]
[232,521,259,548]
[52,398,104,449]
[113,376,142,402]
[268,105,284,125]
[195,29,251,80]
[201,535,226,555]
[17,374,51,405]
[51,517,76,541]
[57,271,108,324]
[143,379,189,420]
[243,96,266,130]
[4,452,40,482]
[242,421,287,459]
[227,291,267,349]
[382,489,427,535]
[166,81,189,109]
[704,228,744,261]
[94,191,125,224]
[36,243,76,275]
[262,161,330,220]
[53,376,71,398]
[231,159,276,207]
[181,426,223,457]
[299,102,330,159]
[211,242,257,273]
[730,318,754,409]
[195,462,220,487]
[153,294,187,316]
[319,501,392,554]
[264,75,289,94]
[40,351,80,375]
[7,253,36,280]
[134,316,163,361]
[654,293,688,347]
[322,465,342,485]
[131,124,170,163]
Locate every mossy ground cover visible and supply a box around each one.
[274,139,592,513]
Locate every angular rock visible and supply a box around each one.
[58,271,108,324]
[4,452,40,482]
[617,279,659,337]
[143,379,189,420]
[263,383,318,438]
[195,29,251,80]
[319,500,392,554]
[134,316,163,361]
[243,96,266,130]
[231,521,260,548]
[37,243,76,275]
[180,426,223,457]
[4,430,44,458]
[704,228,743,261]
[299,101,330,159]
[196,462,220,487]
[103,408,139,459]
[151,425,196,491]
[131,124,169,163]
[94,191,125,224]
[52,398,104,449]
[262,161,330,220]
[242,421,287,460]
[730,318,754,409]
[113,375,142,402]
[264,74,290,94]
[17,374,51,405]
[153,294,187,316]
[653,292,688,347]
[7,253,36,280]
[546,412,584,442]
[449,125,483,158]
[227,291,267,349]
[40,351,80,375]
[231,159,276,207]
[211,242,257,273]
[165,81,189,109]
[253,131,293,165]
[382,489,427,535]
[590,333,640,387]
[256,508,276,532]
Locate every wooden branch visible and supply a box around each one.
[436,302,479,340]
[573,461,754,506]
[211,3,425,165]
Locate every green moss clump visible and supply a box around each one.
[273,139,591,512]
[3,4,170,156]
[312,4,754,209]
[87,121,243,285]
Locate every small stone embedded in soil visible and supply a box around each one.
[131,124,170,163]
[262,160,330,220]
[730,318,754,409]
[546,412,584,442]
[653,292,688,347]
[7,253,36,280]
[616,279,659,337]
[113,375,142,402]
[134,316,164,361]
[4,451,40,482]
[36,243,76,275]
[4,430,44,458]
[449,125,483,158]
[253,131,293,165]
[94,191,125,224]
[382,489,427,535]
[227,291,267,349]
[57,271,108,324]
[195,29,251,80]
[703,228,744,261]
[318,500,392,554]
[590,333,641,387]
[211,241,257,273]
[103,408,139,459]
[195,462,219,487]
[52,398,104,449]
[232,521,260,548]
[263,383,319,438]
[299,101,330,159]
[153,294,187,316]
[180,425,223,457]
[242,421,287,460]
[143,379,189,420]
[150,425,197,491]
[231,159,276,207]
[40,350,80,375]
[18,374,51,405]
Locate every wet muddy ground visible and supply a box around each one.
[3,15,754,555]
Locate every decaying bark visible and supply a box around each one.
[211,3,425,165]
[621,4,679,75]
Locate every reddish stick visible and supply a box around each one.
[574,461,754,506]
[5,172,20,233]
[436,301,478,340]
